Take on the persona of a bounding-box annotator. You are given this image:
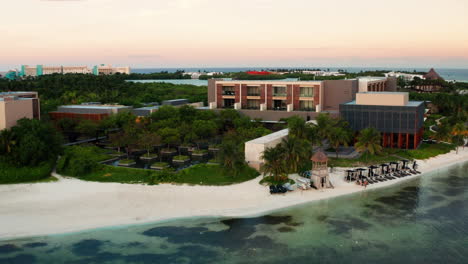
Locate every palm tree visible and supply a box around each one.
[261,145,287,181]
[434,124,451,143]
[219,140,244,176]
[280,137,310,173]
[451,122,467,154]
[355,127,382,160]
[0,129,14,155]
[329,127,352,158]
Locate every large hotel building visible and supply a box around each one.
[19,64,130,77]
[208,77,397,121]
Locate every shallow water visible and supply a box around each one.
[1,162,467,263]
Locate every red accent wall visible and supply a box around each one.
[286,85,293,104]
[260,84,266,105]
[49,112,108,122]
[216,84,223,108]
[266,84,273,109]
[293,85,300,110]
[314,85,320,107]
[234,84,240,103]
[240,84,248,108]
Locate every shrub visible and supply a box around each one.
[0,160,55,184]
[57,146,109,177]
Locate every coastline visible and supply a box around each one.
[0,148,467,241]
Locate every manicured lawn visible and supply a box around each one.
[329,152,400,167]
[397,143,455,160]
[175,164,259,185]
[77,165,155,184]
[70,163,259,186]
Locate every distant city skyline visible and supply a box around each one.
[1,0,468,70]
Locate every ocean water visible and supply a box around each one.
[132,67,468,82]
[1,162,467,263]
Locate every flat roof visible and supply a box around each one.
[59,105,130,110]
[215,79,322,85]
[344,100,424,107]
[134,106,160,110]
[245,128,289,145]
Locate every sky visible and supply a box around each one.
[1,0,468,70]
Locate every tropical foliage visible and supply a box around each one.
[354,127,383,158]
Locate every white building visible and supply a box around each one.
[385,72,424,81]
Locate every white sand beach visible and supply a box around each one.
[1,148,467,240]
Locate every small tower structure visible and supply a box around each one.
[310,150,332,190]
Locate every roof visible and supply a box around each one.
[59,105,130,110]
[245,129,289,145]
[343,100,424,107]
[424,68,443,80]
[311,150,328,162]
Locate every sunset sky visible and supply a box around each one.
[1,0,468,70]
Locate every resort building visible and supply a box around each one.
[0,91,40,130]
[340,92,425,149]
[208,77,396,121]
[384,71,425,81]
[92,65,131,75]
[414,68,444,93]
[49,103,132,122]
[19,64,130,77]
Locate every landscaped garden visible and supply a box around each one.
[55,106,270,185]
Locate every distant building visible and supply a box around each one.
[340,92,425,149]
[0,91,40,130]
[302,70,345,77]
[207,77,396,121]
[384,71,424,81]
[49,104,132,122]
[18,64,130,77]
[92,64,131,75]
[415,68,444,93]
[423,68,444,81]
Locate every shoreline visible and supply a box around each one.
[0,148,467,241]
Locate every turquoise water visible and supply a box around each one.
[1,162,467,263]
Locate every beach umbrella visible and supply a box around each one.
[345,170,355,181]
[356,168,366,180]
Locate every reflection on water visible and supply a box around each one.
[1,162,467,263]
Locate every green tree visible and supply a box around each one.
[451,122,467,154]
[76,119,99,138]
[354,127,382,160]
[138,132,161,156]
[328,127,352,158]
[8,118,62,167]
[280,136,311,173]
[159,127,180,148]
[261,145,287,181]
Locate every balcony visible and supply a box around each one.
[247,93,260,96]
[272,107,287,111]
[222,91,236,96]
[273,93,287,97]
[299,107,315,112]
[299,94,314,97]
[244,106,260,110]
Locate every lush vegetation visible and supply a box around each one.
[56,147,258,185]
[329,143,456,167]
[261,114,353,179]
[0,118,62,184]
[0,161,56,184]
[0,74,207,114]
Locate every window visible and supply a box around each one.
[273,100,287,110]
[246,99,260,109]
[223,99,235,108]
[300,87,314,97]
[247,86,260,96]
[222,86,235,95]
[299,100,315,111]
[273,86,286,96]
